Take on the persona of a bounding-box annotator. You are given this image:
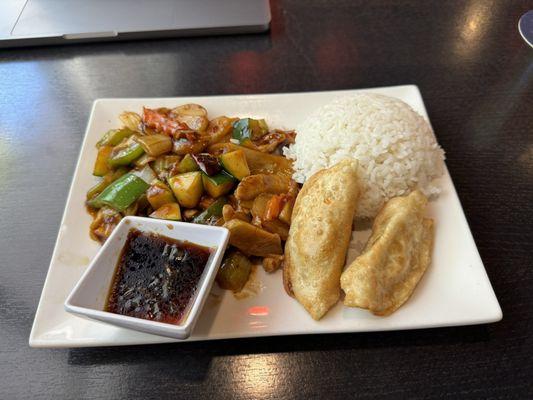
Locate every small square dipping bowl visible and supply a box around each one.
[64,216,229,340]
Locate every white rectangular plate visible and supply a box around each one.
[30,85,502,348]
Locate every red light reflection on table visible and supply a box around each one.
[228,51,264,92]
[248,306,269,317]
[314,26,359,79]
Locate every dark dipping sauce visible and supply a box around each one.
[106,229,211,325]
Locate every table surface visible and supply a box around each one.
[1,1,532,398]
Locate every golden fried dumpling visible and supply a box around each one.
[284,159,360,320]
[340,190,434,316]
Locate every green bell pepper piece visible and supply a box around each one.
[87,173,149,211]
[232,119,252,144]
[232,118,268,144]
[96,128,135,147]
[216,250,252,292]
[107,141,144,167]
[86,167,128,200]
[192,197,228,225]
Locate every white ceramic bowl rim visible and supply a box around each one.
[64,216,229,340]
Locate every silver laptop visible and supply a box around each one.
[0,0,270,48]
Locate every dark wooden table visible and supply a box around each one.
[1,1,532,398]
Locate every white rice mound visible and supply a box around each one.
[283,93,445,219]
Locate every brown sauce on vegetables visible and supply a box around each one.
[106,229,211,325]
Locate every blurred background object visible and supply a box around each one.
[0,0,270,48]
[518,10,533,47]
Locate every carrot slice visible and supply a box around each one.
[264,195,286,221]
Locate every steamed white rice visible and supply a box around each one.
[283,93,445,218]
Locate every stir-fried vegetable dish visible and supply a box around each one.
[87,104,298,291]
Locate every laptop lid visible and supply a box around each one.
[1,0,270,48]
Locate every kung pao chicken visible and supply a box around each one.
[86,104,298,292]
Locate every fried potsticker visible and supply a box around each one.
[284,159,360,320]
[340,190,434,316]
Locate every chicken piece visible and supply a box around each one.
[222,204,251,223]
[172,103,207,117]
[262,254,284,273]
[252,129,296,153]
[234,174,291,201]
[237,198,255,210]
[172,132,209,155]
[89,207,122,243]
[228,195,254,214]
[223,219,282,257]
[252,130,290,153]
[206,116,236,144]
[251,193,273,219]
[261,219,289,241]
[341,190,434,316]
[171,104,209,133]
[175,115,208,132]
